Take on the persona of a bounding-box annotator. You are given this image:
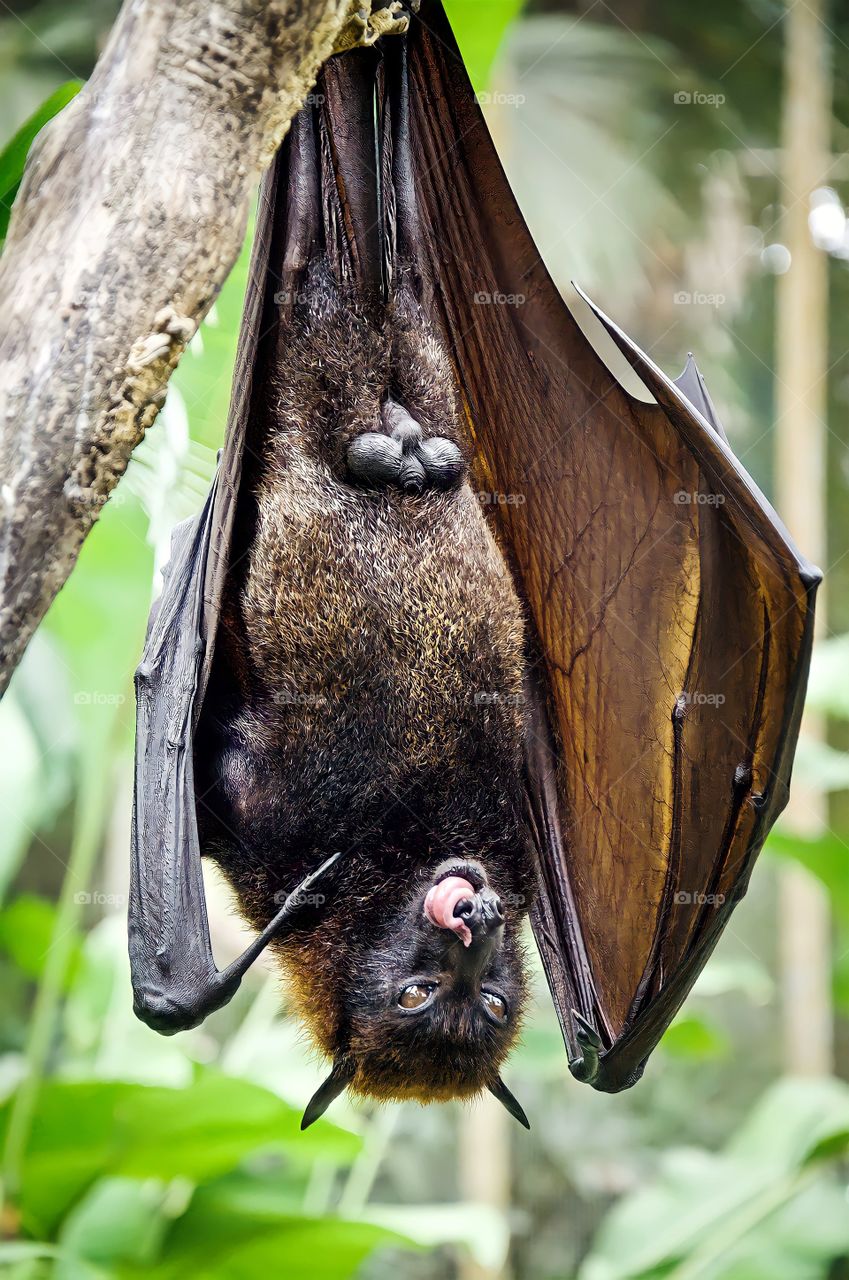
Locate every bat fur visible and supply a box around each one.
[197,262,536,1102]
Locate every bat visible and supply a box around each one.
[129,1,819,1130]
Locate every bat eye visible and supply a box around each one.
[398,982,436,1010]
[482,991,508,1023]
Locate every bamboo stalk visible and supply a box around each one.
[774,0,833,1077]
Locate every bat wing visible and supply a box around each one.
[129,48,402,1034]
[129,158,340,1033]
[406,2,820,1089]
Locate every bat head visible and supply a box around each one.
[286,857,531,1129]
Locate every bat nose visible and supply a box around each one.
[447,909,504,989]
[454,889,504,937]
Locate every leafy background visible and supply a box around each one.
[1,0,849,1277]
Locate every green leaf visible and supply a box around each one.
[56,1178,171,1278]
[112,1074,358,1182]
[166,223,253,456]
[51,1168,412,1280]
[143,1198,409,1280]
[0,81,82,241]
[690,955,773,1004]
[580,1078,849,1280]
[790,736,849,793]
[660,1014,730,1060]
[361,1203,507,1272]
[0,1074,360,1237]
[0,896,80,985]
[727,1077,849,1169]
[766,829,849,920]
[0,692,43,902]
[0,1242,60,1261]
[805,634,849,719]
[41,491,154,760]
[443,0,524,89]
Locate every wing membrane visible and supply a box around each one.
[408,1,818,1087]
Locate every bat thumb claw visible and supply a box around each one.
[569,1009,603,1085]
[572,1010,603,1050]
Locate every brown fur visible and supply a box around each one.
[197,261,534,1102]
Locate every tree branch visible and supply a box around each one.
[0,0,400,693]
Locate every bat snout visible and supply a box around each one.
[423,859,496,943]
[453,889,504,940]
[422,859,505,969]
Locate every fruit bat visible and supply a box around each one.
[129,1,820,1130]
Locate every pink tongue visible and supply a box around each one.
[423,876,476,948]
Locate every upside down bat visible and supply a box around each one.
[129,1,819,1130]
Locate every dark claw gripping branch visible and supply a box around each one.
[129,2,820,1130]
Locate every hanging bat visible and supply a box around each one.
[129,1,819,1131]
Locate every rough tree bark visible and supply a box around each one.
[0,0,408,694]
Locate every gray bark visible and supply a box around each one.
[0,0,405,693]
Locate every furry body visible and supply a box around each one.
[197,264,534,1098]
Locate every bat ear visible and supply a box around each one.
[301,1058,355,1131]
[488,1076,530,1130]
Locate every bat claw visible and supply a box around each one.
[574,1010,603,1049]
[569,1009,603,1084]
[334,1,412,53]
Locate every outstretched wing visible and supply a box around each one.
[406,1,819,1089]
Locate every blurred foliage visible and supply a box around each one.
[0,80,80,242]
[581,1077,849,1280]
[1,1,849,1279]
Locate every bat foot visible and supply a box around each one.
[334,1,412,53]
[346,400,465,494]
[569,1009,603,1084]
